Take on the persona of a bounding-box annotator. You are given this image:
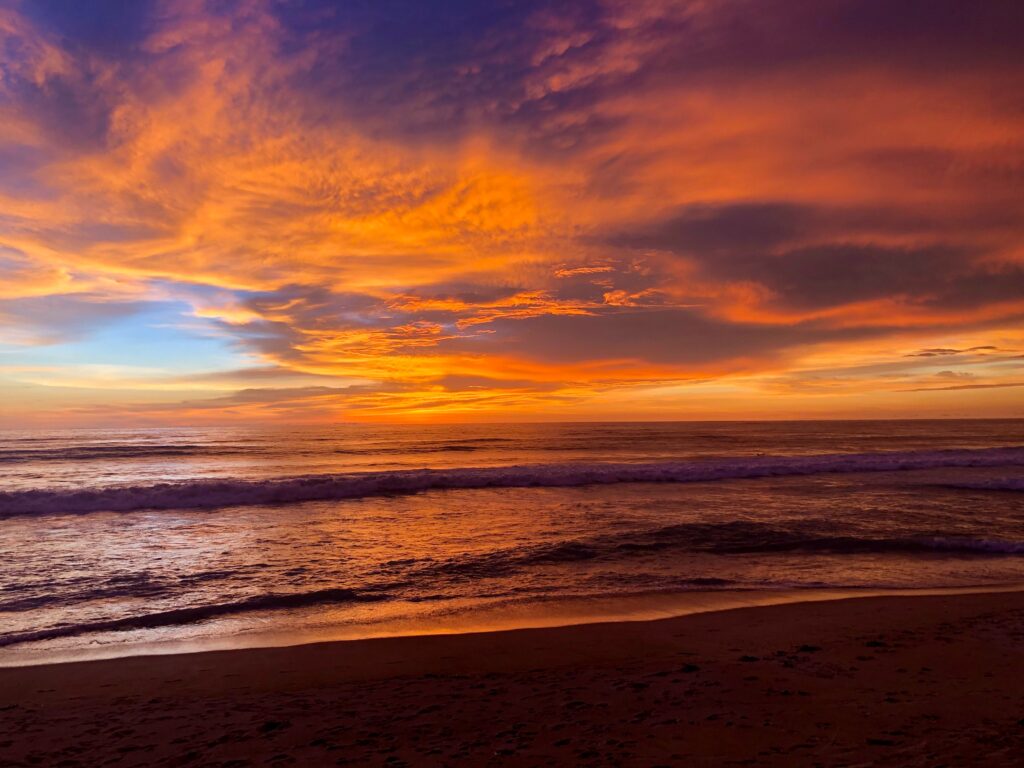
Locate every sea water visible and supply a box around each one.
[1,420,1022,664]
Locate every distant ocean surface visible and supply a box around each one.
[1,420,1023,663]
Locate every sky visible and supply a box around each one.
[1,0,1023,426]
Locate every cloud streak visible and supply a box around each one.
[1,0,1023,422]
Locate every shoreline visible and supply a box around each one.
[4,582,1024,668]
[2,590,1023,765]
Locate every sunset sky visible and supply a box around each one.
[1,0,1022,425]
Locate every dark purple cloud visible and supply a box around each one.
[608,200,1024,312]
[437,308,888,366]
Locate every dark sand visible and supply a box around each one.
[2,591,1023,766]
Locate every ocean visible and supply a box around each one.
[1,420,1023,665]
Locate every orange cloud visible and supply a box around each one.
[1,0,1023,424]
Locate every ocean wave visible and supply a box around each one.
[332,444,486,455]
[2,523,1019,646]
[516,522,1024,561]
[720,535,1024,555]
[0,580,163,613]
[381,521,1024,589]
[0,587,381,648]
[0,567,274,613]
[938,478,1024,492]
[0,444,220,463]
[8,523,1017,619]
[3,446,1024,516]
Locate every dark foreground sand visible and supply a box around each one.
[2,591,1023,767]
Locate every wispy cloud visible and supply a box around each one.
[1,0,1023,422]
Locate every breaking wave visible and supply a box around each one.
[3,446,1024,517]
[0,588,382,648]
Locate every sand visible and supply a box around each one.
[1,591,1023,766]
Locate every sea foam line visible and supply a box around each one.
[1,446,1023,517]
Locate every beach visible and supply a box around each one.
[5,1,1024,764]
[3,590,1023,766]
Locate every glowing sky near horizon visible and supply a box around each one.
[1,0,1023,425]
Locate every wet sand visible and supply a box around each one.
[2,591,1023,766]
